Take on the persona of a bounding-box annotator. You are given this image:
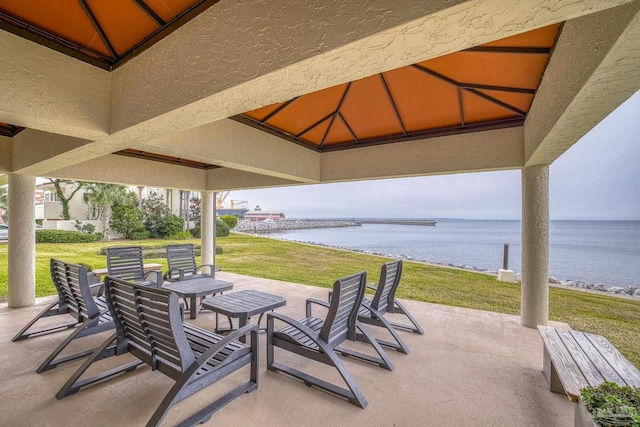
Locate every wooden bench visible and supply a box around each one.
[538,326,640,402]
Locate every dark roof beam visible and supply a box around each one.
[464,46,551,54]
[131,0,166,26]
[77,0,118,59]
[380,73,406,135]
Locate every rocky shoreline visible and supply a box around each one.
[236,229,640,299]
[234,219,360,233]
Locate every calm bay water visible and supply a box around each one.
[262,220,640,288]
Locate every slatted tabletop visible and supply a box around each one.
[162,278,233,298]
[538,326,640,402]
[202,290,286,318]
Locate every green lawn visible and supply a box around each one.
[1,233,639,365]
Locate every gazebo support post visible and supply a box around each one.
[521,165,549,328]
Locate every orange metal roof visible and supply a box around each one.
[236,24,561,152]
[0,0,220,69]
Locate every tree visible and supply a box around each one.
[110,192,145,239]
[47,179,85,220]
[189,197,201,227]
[141,191,172,238]
[84,183,128,240]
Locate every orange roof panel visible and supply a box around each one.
[483,24,560,48]
[340,76,404,140]
[383,67,461,132]
[87,0,159,55]
[300,117,332,145]
[0,0,111,57]
[145,0,197,22]
[461,90,519,124]
[244,102,287,122]
[420,52,549,90]
[323,116,355,146]
[476,90,534,112]
[265,84,348,136]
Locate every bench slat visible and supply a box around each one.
[586,333,640,387]
[538,326,589,400]
[570,330,625,385]
[556,329,605,387]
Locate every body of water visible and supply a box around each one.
[261,220,640,288]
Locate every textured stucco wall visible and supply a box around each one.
[206,168,299,191]
[321,126,524,182]
[7,174,36,307]
[46,154,207,190]
[11,129,93,175]
[521,166,549,328]
[0,31,110,140]
[0,138,11,174]
[525,2,640,165]
[147,118,321,182]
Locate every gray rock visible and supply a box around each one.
[634,289,640,297]
[593,284,607,292]
[608,286,625,294]
[624,286,637,295]
[549,277,560,284]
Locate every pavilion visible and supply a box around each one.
[1,0,639,333]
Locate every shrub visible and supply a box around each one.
[141,191,172,238]
[581,382,640,427]
[162,214,184,238]
[216,218,230,237]
[129,229,151,240]
[190,225,201,238]
[220,215,238,229]
[36,229,97,243]
[73,220,96,235]
[110,204,144,239]
[168,231,192,240]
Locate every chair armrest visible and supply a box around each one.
[196,264,215,277]
[267,312,333,353]
[89,282,104,297]
[143,270,163,287]
[163,268,186,281]
[306,298,330,318]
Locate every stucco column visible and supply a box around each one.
[201,191,215,273]
[521,165,549,328]
[8,174,36,308]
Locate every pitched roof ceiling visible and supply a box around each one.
[235,24,561,152]
[0,0,220,69]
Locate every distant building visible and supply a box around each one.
[243,205,285,221]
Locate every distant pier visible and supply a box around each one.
[296,218,437,226]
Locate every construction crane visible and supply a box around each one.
[216,191,230,209]
[230,200,247,209]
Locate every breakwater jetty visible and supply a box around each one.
[295,218,437,226]
[234,219,360,233]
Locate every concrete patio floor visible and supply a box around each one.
[0,272,574,426]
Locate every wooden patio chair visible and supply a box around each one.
[57,276,259,427]
[163,243,217,282]
[361,260,424,336]
[267,271,392,409]
[106,246,163,288]
[21,259,116,373]
[12,259,105,342]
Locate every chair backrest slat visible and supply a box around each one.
[370,260,403,314]
[106,246,145,282]
[166,244,198,275]
[104,276,195,377]
[50,258,99,321]
[320,271,366,346]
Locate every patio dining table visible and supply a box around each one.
[162,277,233,319]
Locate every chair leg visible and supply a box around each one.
[356,314,410,354]
[390,301,424,334]
[337,322,395,371]
[148,329,259,427]
[12,301,77,342]
[36,318,101,373]
[56,333,142,398]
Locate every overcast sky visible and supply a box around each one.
[231,90,640,221]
